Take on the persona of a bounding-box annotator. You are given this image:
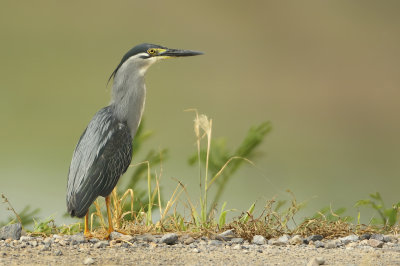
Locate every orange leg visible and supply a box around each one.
[105,195,113,235]
[84,211,91,237]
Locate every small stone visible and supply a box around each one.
[88,238,99,244]
[52,234,62,239]
[307,235,323,242]
[184,237,195,245]
[252,235,266,245]
[54,250,63,256]
[277,234,290,244]
[289,235,303,245]
[19,236,33,242]
[370,234,384,241]
[83,257,95,265]
[192,248,200,253]
[109,231,123,240]
[39,245,50,251]
[94,241,109,248]
[58,240,68,246]
[231,238,244,244]
[346,242,358,248]
[160,233,178,245]
[209,240,223,246]
[137,234,156,243]
[368,239,384,248]
[360,233,371,240]
[307,257,325,266]
[339,234,359,244]
[29,240,38,247]
[109,232,133,242]
[325,241,336,249]
[218,229,235,241]
[43,237,53,245]
[314,240,325,248]
[71,233,85,243]
[269,238,286,246]
[383,235,394,243]
[0,223,22,240]
[232,244,242,250]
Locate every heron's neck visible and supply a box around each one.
[110,68,146,137]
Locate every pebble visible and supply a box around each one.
[339,234,359,244]
[192,248,200,253]
[252,235,266,245]
[232,244,242,250]
[88,238,100,244]
[19,236,33,242]
[39,245,50,251]
[184,237,195,245]
[160,233,178,245]
[83,257,95,265]
[94,241,109,248]
[307,257,325,266]
[209,240,223,246]
[289,235,303,245]
[307,235,323,242]
[54,250,63,256]
[278,234,290,243]
[370,234,384,242]
[325,241,336,249]
[269,239,285,246]
[138,234,156,243]
[360,233,371,240]
[383,235,394,243]
[231,238,244,244]
[368,239,384,248]
[59,239,69,246]
[43,237,53,245]
[70,233,85,243]
[346,242,358,249]
[109,232,134,242]
[218,229,236,241]
[0,223,22,240]
[314,241,325,248]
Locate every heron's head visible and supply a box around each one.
[109,43,203,83]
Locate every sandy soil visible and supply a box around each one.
[1,239,400,265]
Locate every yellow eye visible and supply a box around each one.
[148,48,156,55]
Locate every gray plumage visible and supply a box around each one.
[66,43,202,218]
[67,107,132,217]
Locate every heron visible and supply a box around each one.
[66,43,202,236]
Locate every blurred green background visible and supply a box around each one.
[1,1,399,224]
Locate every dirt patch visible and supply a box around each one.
[1,233,400,265]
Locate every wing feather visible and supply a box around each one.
[66,107,132,218]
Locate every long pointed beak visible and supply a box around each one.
[159,48,204,57]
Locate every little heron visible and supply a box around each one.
[66,43,202,236]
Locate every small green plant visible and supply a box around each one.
[187,109,271,224]
[121,119,168,218]
[355,192,400,226]
[311,205,353,222]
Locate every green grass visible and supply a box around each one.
[1,112,399,239]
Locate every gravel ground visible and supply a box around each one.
[1,230,400,265]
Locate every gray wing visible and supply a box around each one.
[66,107,132,218]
